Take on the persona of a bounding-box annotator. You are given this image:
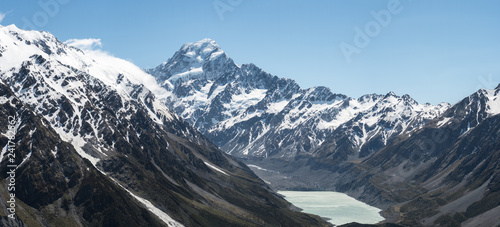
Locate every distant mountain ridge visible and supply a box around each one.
[331,85,500,226]
[148,38,449,162]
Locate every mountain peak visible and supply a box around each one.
[186,38,218,47]
[384,91,398,98]
[147,38,236,84]
[0,24,17,30]
[388,91,397,95]
[1,24,17,30]
[179,38,223,58]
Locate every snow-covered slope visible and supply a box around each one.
[148,39,450,160]
[0,24,180,166]
[429,85,500,137]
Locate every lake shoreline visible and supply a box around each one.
[279,190,385,226]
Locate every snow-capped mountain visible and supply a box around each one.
[146,39,500,226]
[331,85,500,226]
[148,39,450,161]
[0,25,328,226]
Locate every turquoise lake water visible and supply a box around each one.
[279,191,385,226]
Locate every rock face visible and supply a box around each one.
[0,25,329,227]
[149,39,500,226]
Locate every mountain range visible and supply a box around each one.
[147,38,500,226]
[146,39,449,161]
[0,25,329,227]
[1,24,499,226]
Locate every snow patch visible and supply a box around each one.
[169,67,203,82]
[0,144,9,164]
[204,161,229,176]
[485,89,500,116]
[0,96,9,104]
[209,49,224,60]
[111,179,184,227]
[18,151,32,168]
[437,117,452,127]
[267,100,289,114]
[247,164,277,173]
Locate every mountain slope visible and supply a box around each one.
[331,86,500,226]
[0,25,329,226]
[0,81,168,227]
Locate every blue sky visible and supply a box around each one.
[1,0,499,104]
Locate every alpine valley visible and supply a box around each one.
[1,24,499,227]
[148,38,500,226]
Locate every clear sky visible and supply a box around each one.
[1,0,499,104]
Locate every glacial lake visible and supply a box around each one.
[279,191,385,226]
